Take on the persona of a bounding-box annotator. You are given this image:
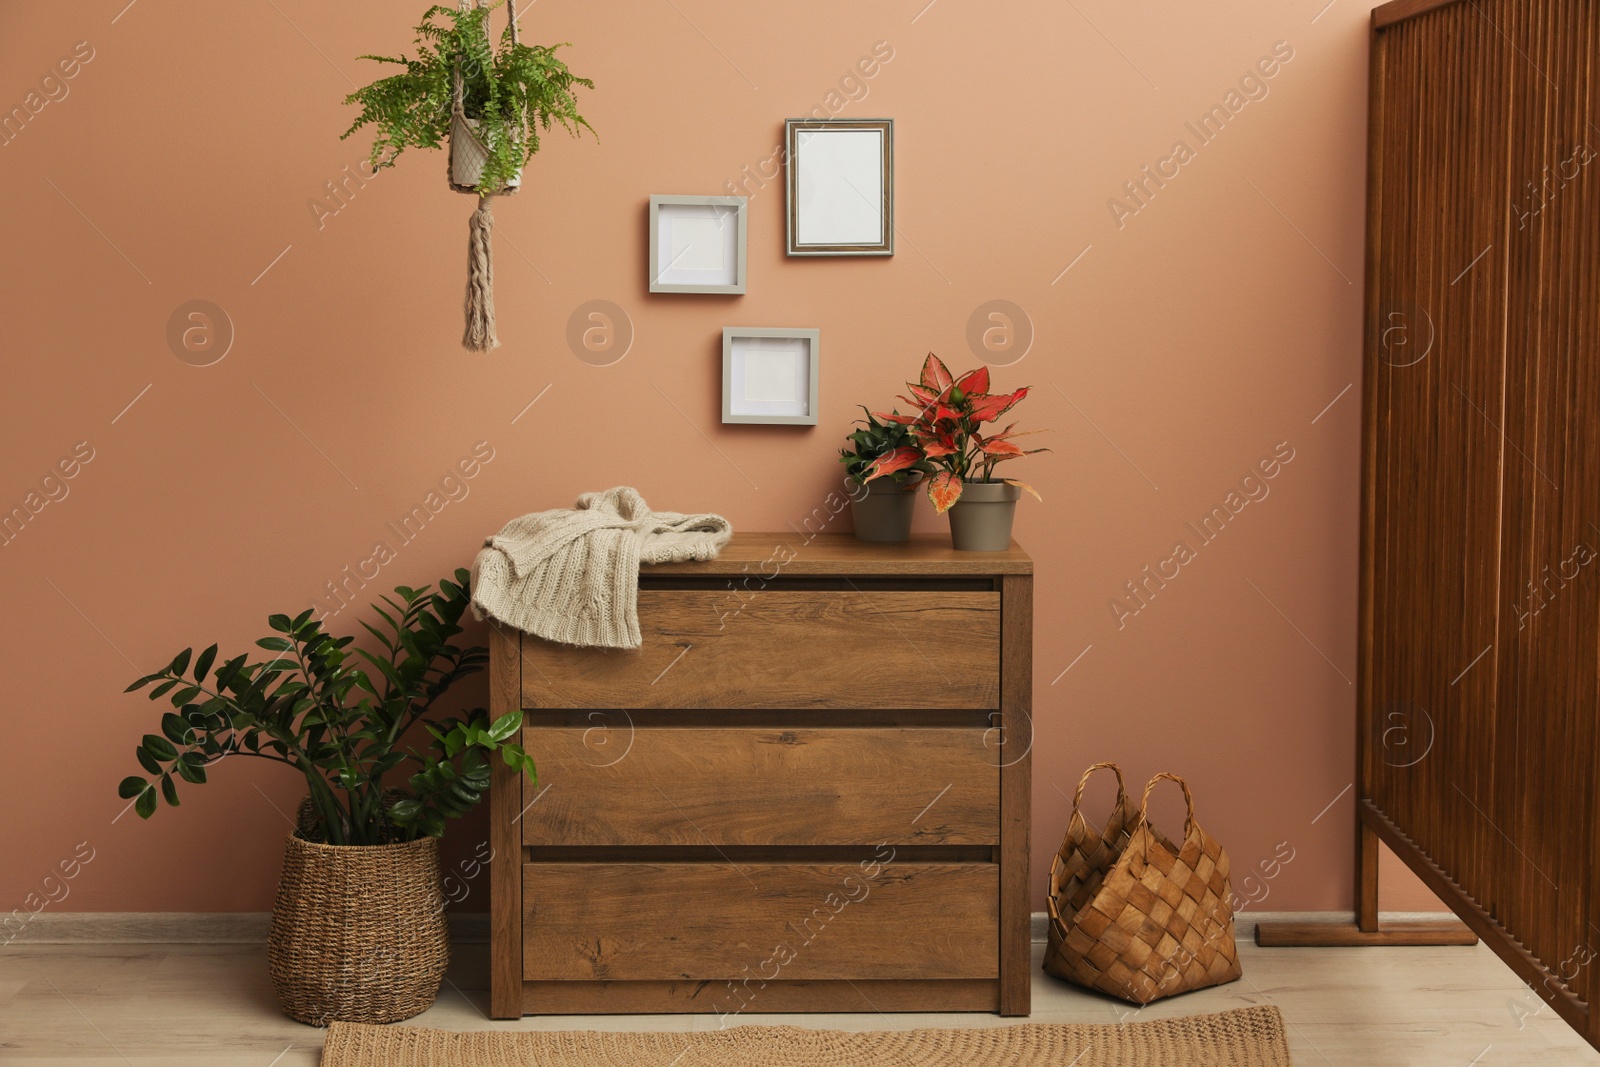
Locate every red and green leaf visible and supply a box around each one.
[927,470,964,513]
[955,366,990,396]
[861,446,922,482]
[872,410,917,425]
[968,386,1030,424]
[980,438,1025,458]
[920,352,954,393]
[921,434,958,458]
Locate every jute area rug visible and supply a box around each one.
[321,1004,1291,1066]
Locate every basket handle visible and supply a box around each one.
[1066,762,1128,835]
[1137,772,1196,839]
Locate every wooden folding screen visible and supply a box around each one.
[1358,0,1600,1045]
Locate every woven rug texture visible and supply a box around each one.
[321,1003,1292,1066]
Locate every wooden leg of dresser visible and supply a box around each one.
[489,623,524,1019]
[998,574,1033,1017]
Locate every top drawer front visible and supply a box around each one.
[522,589,1000,709]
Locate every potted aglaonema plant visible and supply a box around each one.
[340,2,593,350]
[119,570,533,1026]
[873,354,1047,551]
[839,407,932,542]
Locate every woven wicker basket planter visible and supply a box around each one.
[267,832,448,1026]
[448,115,521,195]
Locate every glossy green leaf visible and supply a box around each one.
[487,710,522,743]
[142,734,178,762]
[193,644,217,682]
[161,713,194,746]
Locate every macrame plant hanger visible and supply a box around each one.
[451,0,520,352]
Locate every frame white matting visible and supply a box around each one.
[722,327,820,425]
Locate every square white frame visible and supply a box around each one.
[649,195,748,294]
[785,118,894,256]
[722,328,820,425]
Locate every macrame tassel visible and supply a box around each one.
[463,195,498,352]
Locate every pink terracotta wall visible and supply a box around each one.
[0,0,1441,917]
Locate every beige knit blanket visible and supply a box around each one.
[471,486,732,649]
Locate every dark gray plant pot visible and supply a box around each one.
[849,479,918,542]
[947,479,1021,551]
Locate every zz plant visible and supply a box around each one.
[119,570,533,845]
[341,2,593,195]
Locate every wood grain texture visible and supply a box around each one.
[998,574,1032,1016]
[1254,921,1478,947]
[636,532,1032,577]
[488,622,522,1019]
[1358,0,1600,1049]
[520,726,998,846]
[1371,0,1469,29]
[520,979,1000,1016]
[1357,820,1379,933]
[521,590,1000,710]
[522,862,999,982]
[1362,802,1588,1037]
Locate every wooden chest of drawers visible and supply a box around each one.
[488,533,1033,1017]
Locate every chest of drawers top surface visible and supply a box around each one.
[637,532,1033,578]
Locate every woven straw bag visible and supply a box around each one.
[1044,766,1242,1005]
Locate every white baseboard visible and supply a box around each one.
[1029,909,1458,944]
[1,912,490,946]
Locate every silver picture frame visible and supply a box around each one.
[721,327,820,425]
[648,195,748,294]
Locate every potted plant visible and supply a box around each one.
[839,406,932,542]
[871,354,1047,551]
[340,2,593,350]
[119,570,533,1026]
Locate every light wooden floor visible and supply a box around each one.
[0,940,1596,1065]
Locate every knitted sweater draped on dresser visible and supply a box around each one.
[470,487,732,649]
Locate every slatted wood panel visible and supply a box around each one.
[1363,0,1600,1044]
[521,590,1000,709]
[519,725,998,846]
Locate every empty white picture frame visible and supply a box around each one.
[722,328,820,425]
[649,195,748,294]
[785,118,893,256]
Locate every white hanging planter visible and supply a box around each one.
[448,113,521,194]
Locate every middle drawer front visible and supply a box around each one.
[523,862,999,981]
[521,725,999,847]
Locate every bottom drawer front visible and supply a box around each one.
[523,862,998,982]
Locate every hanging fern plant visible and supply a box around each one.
[341,3,593,196]
[340,2,594,351]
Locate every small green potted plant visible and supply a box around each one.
[839,407,932,542]
[119,570,532,1026]
[871,354,1047,551]
[341,2,593,349]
